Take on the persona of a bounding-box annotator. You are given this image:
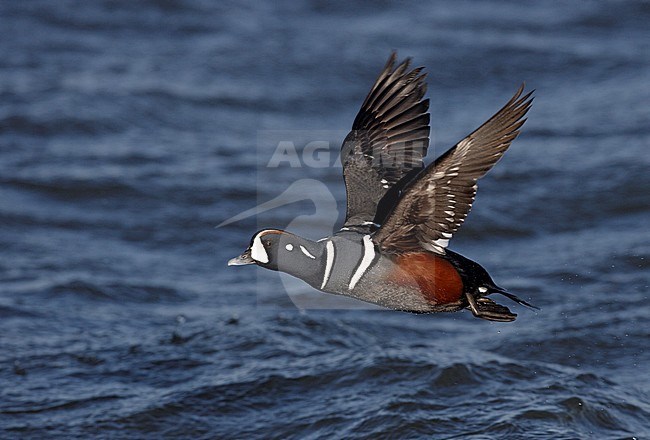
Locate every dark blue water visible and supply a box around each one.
[1,1,649,438]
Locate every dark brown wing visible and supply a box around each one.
[373,85,533,254]
[341,52,430,228]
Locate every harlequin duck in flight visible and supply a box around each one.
[228,53,537,321]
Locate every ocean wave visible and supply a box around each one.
[41,279,187,303]
[0,115,124,137]
[1,176,143,201]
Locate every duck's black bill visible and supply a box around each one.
[227,249,255,266]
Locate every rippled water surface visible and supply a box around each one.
[1,1,649,438]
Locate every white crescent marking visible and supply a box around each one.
[300,245,315,259]
[349,235,376,290]
[321,241,335,289]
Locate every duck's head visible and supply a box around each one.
[228,229,322,273]
[228,229,285,269]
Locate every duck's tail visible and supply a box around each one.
[489,286,539,310]
[467,286,538,322]
[468,295,518,322]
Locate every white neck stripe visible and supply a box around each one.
[321,241,335,290]
[349,235,376,290]
[300,245,316,259]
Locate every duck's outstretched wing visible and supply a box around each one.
[341,52,430,229]
[374,85,533,254]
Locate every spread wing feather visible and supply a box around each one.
[341,53,430,228]
[374,85,533,254]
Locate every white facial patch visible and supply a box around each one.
[285,244,294,251]
[251,234,269,263]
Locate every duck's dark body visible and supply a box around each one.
[317,231,465,313]
[229,53,537,322]
[268,230,518,318]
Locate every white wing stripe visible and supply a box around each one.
[432,238,449,249]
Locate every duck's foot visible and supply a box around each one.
[466,293,517,322]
